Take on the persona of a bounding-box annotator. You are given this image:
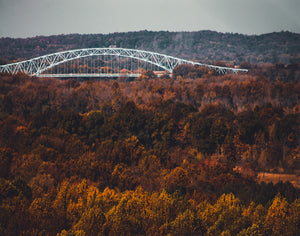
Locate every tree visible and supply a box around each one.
[142,69,156,79]
[0,148,14,178]
[103,187,154,235]
[164,167,189,193]
[265,195,289,235]
[239,61,251,69]
[73,208,105,235]
[111,163,137,190]
[29,196,56,234]
[200,193,249,235]
[166,209,205,236]
[287,199,300,235]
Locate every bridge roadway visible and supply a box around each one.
[38,73,142,78]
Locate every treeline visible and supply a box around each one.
[0,30,299,65]
[0,63,299,235]
[1,179,299,235]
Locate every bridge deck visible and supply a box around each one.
[38,73,141,78]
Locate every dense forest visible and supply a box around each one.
[0,60,299,235]
[0,30,299,65]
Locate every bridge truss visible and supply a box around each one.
[0,48,248,77]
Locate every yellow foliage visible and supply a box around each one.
[86,186,100,208]
[265,195,289,235]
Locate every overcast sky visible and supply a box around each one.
[0,0,299,38]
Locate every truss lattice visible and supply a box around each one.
[0,48,248,76]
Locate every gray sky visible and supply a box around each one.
[0,0,299,38]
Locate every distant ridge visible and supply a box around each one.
[0,30,299,65]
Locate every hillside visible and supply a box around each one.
[0,63,299,235]
[0,30,299,65]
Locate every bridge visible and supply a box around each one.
[0,48,248,77]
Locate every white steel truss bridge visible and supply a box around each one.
[0,48,248,77]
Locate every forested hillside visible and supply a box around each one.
[0,62,299,235]
[0,30,299,65]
